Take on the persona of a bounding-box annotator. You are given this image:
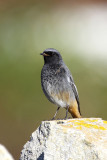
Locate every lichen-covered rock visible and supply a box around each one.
[0,144,14,160]
[20,118,107,160]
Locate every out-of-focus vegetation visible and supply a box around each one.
[0,1,107,159]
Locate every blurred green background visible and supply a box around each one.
[0,0,107,159]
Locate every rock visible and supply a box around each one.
[20,118,107,160]
[0,144,14,160]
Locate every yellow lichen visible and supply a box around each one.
[68,118,99,124]
[103,121,107,124]
[76,126,82,130]
[62,119,107,130]
[85,119,98,122]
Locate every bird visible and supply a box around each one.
[40,48,82,120]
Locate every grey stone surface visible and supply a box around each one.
[20,118,107,160]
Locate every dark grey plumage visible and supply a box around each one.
[40,48,81,119]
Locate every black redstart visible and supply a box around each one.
[40,48,81,119]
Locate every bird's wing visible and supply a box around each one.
[64,65,81,115]
[56,64,81,115]
[70,80,81,115]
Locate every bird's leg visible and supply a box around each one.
[51,107,60,120]
[64,105,69,120]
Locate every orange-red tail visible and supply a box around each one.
[68,100,82,118]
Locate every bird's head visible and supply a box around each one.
[40,48,62,64]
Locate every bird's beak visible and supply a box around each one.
[40,53,50,56]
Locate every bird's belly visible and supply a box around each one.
[46,81,75,108]
[52,97,67,108]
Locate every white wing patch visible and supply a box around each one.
[67,76,71,83]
